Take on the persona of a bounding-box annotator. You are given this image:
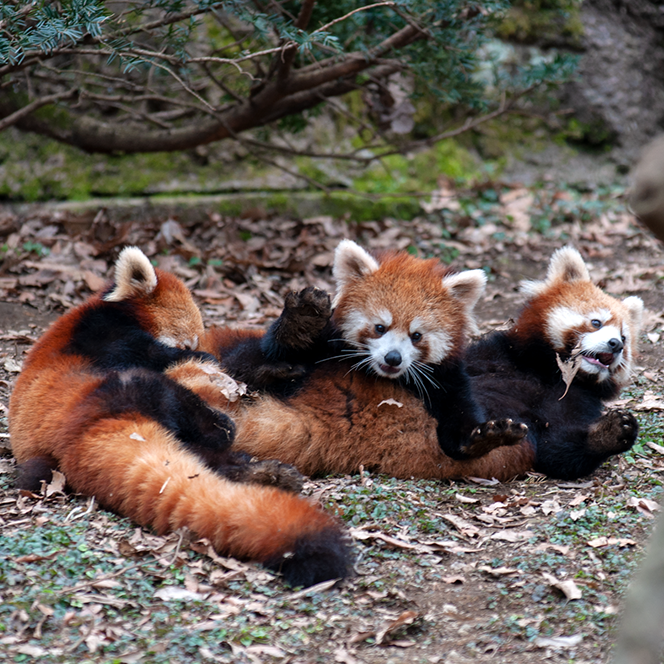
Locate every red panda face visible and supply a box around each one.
[331,240,486,382]
[519,247,643,386]
[104,247,204,350]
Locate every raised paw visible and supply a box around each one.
[463,418,529,458]
[588,409,638,455]
[236,459,305,493]
[275,287,332,349]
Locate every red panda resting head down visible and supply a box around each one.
[10,246,352,587]
[516,246,643,389]
[331,239,487,383]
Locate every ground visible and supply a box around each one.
[1,183,663,664]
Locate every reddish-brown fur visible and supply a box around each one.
[222,243,535,481]
[10,249,348,579]
[233,367,535,481]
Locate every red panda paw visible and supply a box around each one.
[229,459,305,493]
[588,409,638,455]
[275,287,332,349]
[464,419,529,457]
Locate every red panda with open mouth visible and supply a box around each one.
[465,246,643,479]
[9,247,352,587]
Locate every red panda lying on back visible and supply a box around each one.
[9,247,351,587]
[465,246,643,479]
[203,240,532,479]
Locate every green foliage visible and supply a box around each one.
[0,0,108,65]
[495,0,584,45]
[0,1,577,159]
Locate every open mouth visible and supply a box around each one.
[581,352,615,369]
[377,364,403,377]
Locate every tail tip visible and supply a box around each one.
[264,527,354,588]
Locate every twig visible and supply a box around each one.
[0,88,77,131]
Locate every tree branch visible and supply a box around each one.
[0,89,77,132]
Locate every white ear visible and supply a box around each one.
[623,296,644,333]
[519,278,547,299]
[442,269,487,311]
[545,246,590,284]
[519,246,589,300]
[104,246,157,302]
[332,239,379,306]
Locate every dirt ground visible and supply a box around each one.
[1,190,664,663]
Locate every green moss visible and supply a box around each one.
[352,140,480,194]
[496,0,584,46]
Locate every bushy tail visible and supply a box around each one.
[60,416,351,587]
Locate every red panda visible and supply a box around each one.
[202,240,532,480]
[465,246,643,479]
[9,247,351,587]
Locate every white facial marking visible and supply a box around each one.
[426,329,453,364]
[545,306,585,350]
[377,309,393,328]
[339,310,370,344]
[368,329,418,379]
[578,323,624,379]
[588,309,612,325]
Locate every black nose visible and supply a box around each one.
[608,338,623,353]
[384,350,402,367]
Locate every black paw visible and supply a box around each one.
[236,459,305,493]
[588,409,638,455]
[252,362,309,386]
[275,287,332,349]
[463,419,529,458]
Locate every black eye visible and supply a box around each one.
[375,324,386,335]
[621,335,626,343]
[411,332,422,342]
[591,319,602,329]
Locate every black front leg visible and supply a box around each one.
[261,287,333,362]
[412,360,527,459]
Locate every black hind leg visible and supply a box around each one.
[205,451,305,493]
[587,409,638,455]
[534,412,638,480]
[15,455,58,492]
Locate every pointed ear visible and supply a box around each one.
[442,269,486,311]
[545,246,590,284]
[623,296,644,332]
[332,240,379,306]
[520,246,590,300]
[104,246,157,302]
[519,278,547,299]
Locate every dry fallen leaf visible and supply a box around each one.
[441,514,480,538]
[490,530,535,543]
[587,536,637,548]
[455,493,479,504]
[479,566,520,576]
[375,610,419,645]
[626,496,661,517]
[442,575,466,584]
[542,572,582,600]
[556,350,582,400]
[534,634,583,649]
[45,470,66,497]
[634,390,664,411]
[377,398,403,408]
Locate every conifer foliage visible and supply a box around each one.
[0,1,574,155]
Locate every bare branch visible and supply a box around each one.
[0,89,77,132]
[313,2,397,35]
